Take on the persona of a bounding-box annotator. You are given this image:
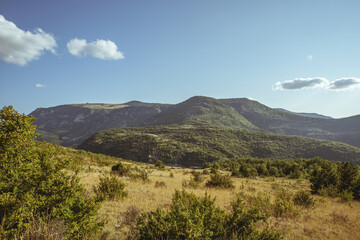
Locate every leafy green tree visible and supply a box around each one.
[338,162,358,192]
[0,106,103,239]
[310,162,339,194]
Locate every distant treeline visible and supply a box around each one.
[206,157,360,200]
[79,124,360,167]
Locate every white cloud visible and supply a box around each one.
[329,77,360,90]
[307,55,313,61]
[0,15,57,66]
[35,83,45,88]
[67,38,124,60]
[273,77,329,90]
[273,77,360,91]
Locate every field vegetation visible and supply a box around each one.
[1,106,360,239]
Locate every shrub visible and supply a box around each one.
[133,190,281,240]
[318,185,339,197]
[123,206,141,227]
[273,190,300,218]
[130,167,150,182]
[0,106,104,239]
[242,192,272,216]
[352,178,360,200]
[154,181,166,188]
[205,173,234,189]
[111,162,131,176]
[191,171,204,183]
[94,175,127,200]
[293,190,315,208]
[169,172,174,178]
[134,190,225,239]
[155,160,165,169]
[339,190,354,203]
[226,194,281,239]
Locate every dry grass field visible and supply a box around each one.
[76,161,360,240]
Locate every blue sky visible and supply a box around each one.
[1,0,360,118]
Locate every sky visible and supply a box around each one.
[1,0,360,118]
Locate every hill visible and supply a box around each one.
[31,96,360,148]
[78,124,360,166]
[275,108,333,119]
[31,96,258,147]
[31,102,170,147]
[220,98,360,147]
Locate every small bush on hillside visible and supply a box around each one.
[206,173,234,189]
[94,175,127,200]
[318,185,339,198]
[191,171,204,183]
[154,181,166,188]
[130,167,150,182]
[226,195,282,239]
[134,190,225,239]
[155,160,165,169]
[273,190,300,218]
[169,172,174,178]
[339,190,354,203]
[123,206,141,227]
[242,193,272,216]
[111,162,131,176]
[293,190,315,208]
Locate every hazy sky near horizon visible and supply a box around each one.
[1,0,360,118]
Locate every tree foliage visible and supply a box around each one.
[0,106,103,239]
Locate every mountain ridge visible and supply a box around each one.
[30,96,360,149]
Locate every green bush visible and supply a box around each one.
[93,175,127,200]
[273,190,300,218]
[293,190,315,208]
[339,190,354,203]
[134,190,225,239]
[206,173,234,189]
[155,160,165,169]
[133,190,281,240]
[111,162,131,176]
[226,195,282,239]
[0,106,104,239]
[130,167,150,182]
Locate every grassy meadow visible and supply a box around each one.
[68,150,360,240]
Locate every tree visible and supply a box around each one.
[310,161,339,194]
[338,162,358,192]
[0,106,103,239]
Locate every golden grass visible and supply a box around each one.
[77,162,360,240]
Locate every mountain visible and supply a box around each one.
[31,96,258,147]
[78,124,360,166]
[30,96,360,148]
[31,102,170,146]
[220,98,360,148]
[148,96,258,130]
[275,108,333,119]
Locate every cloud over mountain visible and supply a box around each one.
[67,38,124,60]
[329,77,360,90]
[273,77,329,90]
[0,15,57,66]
